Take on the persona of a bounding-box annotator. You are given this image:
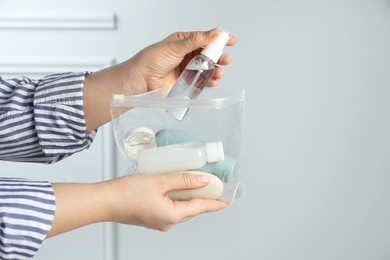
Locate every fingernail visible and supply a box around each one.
[197,175,210,184]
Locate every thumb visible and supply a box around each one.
[170,28,220,56]
[162,171,210,192]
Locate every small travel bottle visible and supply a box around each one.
[167,171,224,201]
[124,127,156,159]
[155,129,237,182]
[165,30,231,120]
[136,141,224,174]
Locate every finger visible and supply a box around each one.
[174,199,229,220]
[169,28,220,56]
[172,28,220,42]
[213,67,224,80]
[161,172,210,192]
[206,68,224,87]
[217,53,232,65]
[226,35,238,46]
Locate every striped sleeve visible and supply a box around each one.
[0,177,55,260]
[0,72,97,164]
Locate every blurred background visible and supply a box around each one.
[1,0,390,259]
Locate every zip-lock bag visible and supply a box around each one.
[111,88,245,202]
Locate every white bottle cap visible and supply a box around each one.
[126,127,155,138]
[201,30,231,63]
[205,141,225,163]
[124,127,156,159]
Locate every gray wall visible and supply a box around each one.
[114,1,390,259]
[2,0,390,259]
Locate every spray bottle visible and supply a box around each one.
[165,30,231,120]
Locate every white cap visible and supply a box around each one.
[126,127,155,137]
[201,30,231,63]
[205,141,225,163]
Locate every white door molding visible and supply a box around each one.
[0,57,115,78]
[0,11,116,29]
[100,123,119,260]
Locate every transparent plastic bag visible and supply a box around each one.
[111,88,245,202]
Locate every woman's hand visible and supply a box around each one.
[125,28,237,95]
[83,28,237,131]
[47,172,229,237]
[104,172,228,231]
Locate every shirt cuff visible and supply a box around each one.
[0,178,55,259]
[33,72,97,155]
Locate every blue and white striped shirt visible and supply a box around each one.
[0,72,96,259]
[0,178,55,259]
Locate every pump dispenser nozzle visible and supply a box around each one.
[201,30,231,63]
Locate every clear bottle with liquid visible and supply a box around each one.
[165,30,231,120]
[136,141,224,174]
